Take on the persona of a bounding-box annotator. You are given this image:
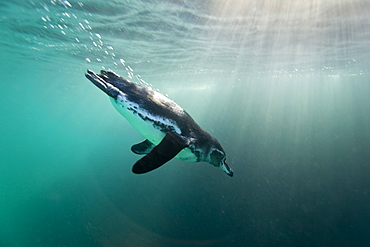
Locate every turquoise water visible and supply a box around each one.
[1,0,370,246]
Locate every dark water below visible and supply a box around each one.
[0,0,369,246]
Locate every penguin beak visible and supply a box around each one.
[85,70,120,98]
[221,160,233,177]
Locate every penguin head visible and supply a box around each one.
[85,70,121,99]
[209,148,233,177]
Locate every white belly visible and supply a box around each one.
[110,96,197,162]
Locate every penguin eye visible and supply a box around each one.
[210,149,224,163]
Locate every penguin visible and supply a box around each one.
[85,70,233,177]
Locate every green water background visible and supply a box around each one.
[0,0,369,246]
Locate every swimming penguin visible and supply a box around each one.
[85,70,233,177]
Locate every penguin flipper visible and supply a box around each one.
[132,132,189,174]
[131,139,155,155]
